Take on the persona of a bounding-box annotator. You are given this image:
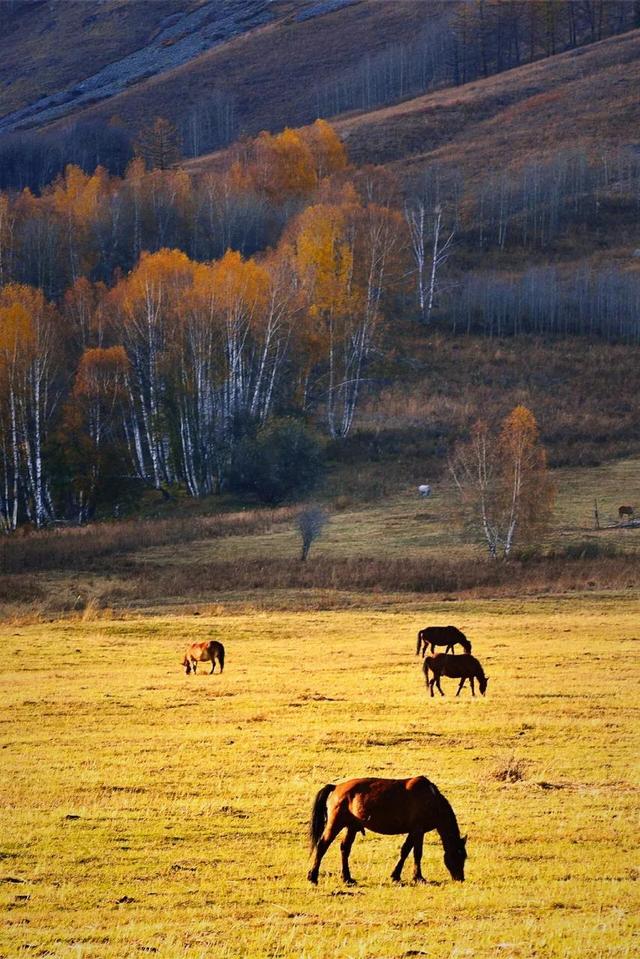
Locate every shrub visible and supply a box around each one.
[228,419,325,504]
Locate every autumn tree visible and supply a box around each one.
[111,248,196,488]
[63,346,130,521]
[0,284,60,528]
[292,187,400,437]
[450,405,555,558]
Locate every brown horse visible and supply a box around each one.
[423,653,488,697]
[618,505,634,521]
[416,625,471,657]
[182,640,225,675]
[308,775,467,885]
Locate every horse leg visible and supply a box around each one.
[456,678,465,696]
[340,826,358,885]
[391,833,414,883]
[428,677,435,698]
[436,675,445,696]
[210,659,216,674]
[412,832,426,883]
[308,815,344,885]
[470,676,476,697]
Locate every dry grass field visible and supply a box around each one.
[1,596,639,959]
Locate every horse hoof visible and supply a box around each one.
[413,876,427,884]
[307,873,318,885]
[344,878,357,886]
[391,875,402,884]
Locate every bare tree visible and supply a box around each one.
[297,506,329,561]
[405,199,454,322]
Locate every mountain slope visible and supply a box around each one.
[0,0,279,134]
[332,28,640,180]
[1,1,450,137]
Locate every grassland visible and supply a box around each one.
[1,596,639,959]
[1,453,638,619]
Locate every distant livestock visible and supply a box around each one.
[618,505,634,521]
[423,653,488,698]
[182,640,225,675]
[418,484,432,497]
[416,625,471,657]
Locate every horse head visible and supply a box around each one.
[479,675,489,696]
[182,657,192,675]
[444,834,467,881]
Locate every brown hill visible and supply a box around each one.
[332,28,640,181]
[1,1,448,138]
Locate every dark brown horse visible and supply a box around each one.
[618,505,634,521]
[416,625,471,657]
[423,653,487,697]
[308,775,467,885]
[182,640,225,675]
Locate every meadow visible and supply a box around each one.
[1,596,639,959]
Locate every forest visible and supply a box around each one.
[1,105,639,531]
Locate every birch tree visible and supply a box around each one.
[405,199,454,322]
[0,284,60,528]
[450,405,554,558]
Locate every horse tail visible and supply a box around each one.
[217,643,225,672]
[309,783,336,850]
[422,656,434,685]
[416,630,423,656]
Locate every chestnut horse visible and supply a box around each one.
[308,775,467,885]
[182,640,225,675]
[423,653,487,697]
[416,625,471,657]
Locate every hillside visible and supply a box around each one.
[0,1,446,137]
[333,27,640,180]
[184,27,640,184]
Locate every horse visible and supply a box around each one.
[182,640,225,675]
[618,505,634,521]
[423,653,488,697]
[307,775,467,886]
[416,625,471,657]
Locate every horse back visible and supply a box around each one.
[331,776,442,834]
[426,652,480,678]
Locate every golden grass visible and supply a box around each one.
[1,455,638,620]
[1,596,639,958]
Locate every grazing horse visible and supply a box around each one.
[618,505,634,522]
[308,775,467,886]
[182,640,225,675]
[416,625,471,657]
[423,653,487,697]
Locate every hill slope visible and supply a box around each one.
[0,1,446,137]
[333,27,640,179]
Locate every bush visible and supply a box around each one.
[228,419,325,504]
